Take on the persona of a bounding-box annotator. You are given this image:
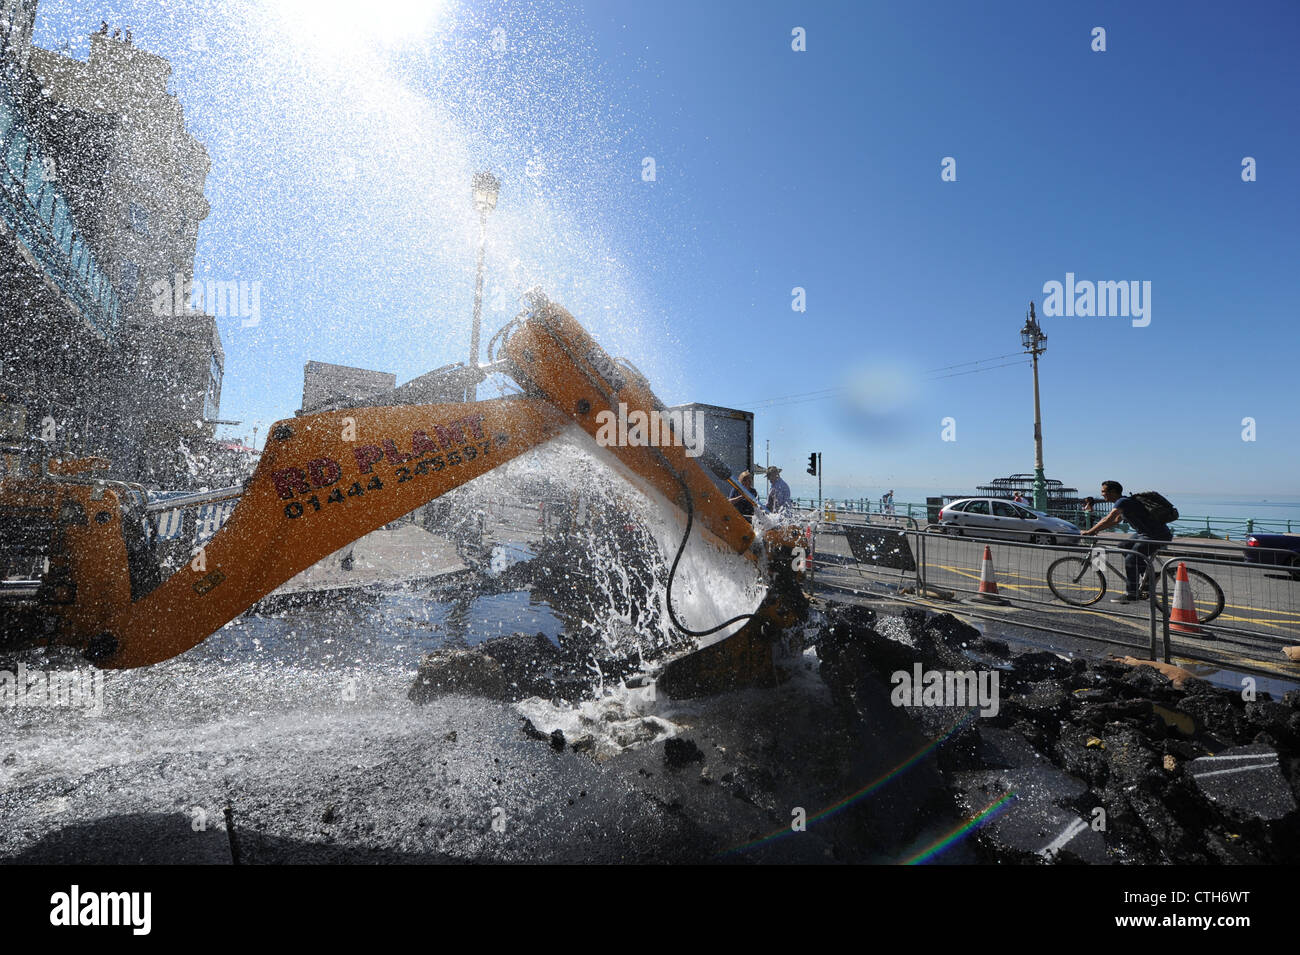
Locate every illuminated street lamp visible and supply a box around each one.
[1020,301,1048,512]
[468,171,500,402]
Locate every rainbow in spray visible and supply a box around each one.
[900,791,1020,865]
[717,710,981,858]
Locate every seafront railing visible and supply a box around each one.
[791,498,1295,538]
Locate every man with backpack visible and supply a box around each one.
[1080,480,1175,603]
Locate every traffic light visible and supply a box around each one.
[807,452,818,476]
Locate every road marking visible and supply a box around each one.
[932,564,1043,589]
[929,564,1299,630]
[1190,762,1278,780]
[1196,752,1280,762]
[1213,612,1300,633]
[1038,817,1089,858]
[1220,603,1300,621]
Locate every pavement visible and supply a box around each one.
[272,523,467,598]
[266,501,547,603]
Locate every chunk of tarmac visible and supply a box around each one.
[950,727,1109,864]
[815,598,1300,864]
[1188,743,1297,821]
[409,631,590,703]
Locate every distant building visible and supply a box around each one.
[0,15,122,462]
[300,361,397,414]
[0,1,38,82]
[0,13,219,484]
[383,362,476,406]
[298,359,483,416]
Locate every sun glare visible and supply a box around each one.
[273,0,450,54]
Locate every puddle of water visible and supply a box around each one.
[218,585,567,670]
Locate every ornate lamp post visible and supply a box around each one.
[1020,301,1048,512]
[468,171,500,402]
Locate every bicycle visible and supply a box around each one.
[1046,540,1225,623]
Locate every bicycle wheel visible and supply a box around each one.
[1154,563,1225,624]
[1047,556,1106,606]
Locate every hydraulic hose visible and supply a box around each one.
[663,467,757,639]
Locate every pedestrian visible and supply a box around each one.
[1081,496,1096,524]
[1012,491,1025,504]
[1080,480,1173,602]
[766,466,792,516]
[728,470,757,519]
[885,489,895,515]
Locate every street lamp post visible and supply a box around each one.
[1020,302,1048,512]
[468,171,500,403]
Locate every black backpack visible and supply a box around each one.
[1131,491,1179,525]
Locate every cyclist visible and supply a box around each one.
[1080,480,1172,602]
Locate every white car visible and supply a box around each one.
[933,498,1080,544]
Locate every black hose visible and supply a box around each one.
[664,468,756,638]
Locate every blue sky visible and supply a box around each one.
[30,0,1300,498]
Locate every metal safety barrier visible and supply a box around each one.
[810,522,1299,682]
[803,512,924,601]
[1155,546,1300,672]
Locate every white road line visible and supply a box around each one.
[1189,763,1278,780]
[1197,752,1281,762]
[1038,817,1089,858]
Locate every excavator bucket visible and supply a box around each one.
[658,524,810,698]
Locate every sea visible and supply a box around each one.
[798,486,1300,533]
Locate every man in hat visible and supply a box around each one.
[728,470,757,519]
[766,465,792,516]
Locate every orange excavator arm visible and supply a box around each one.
[25,297,768,670]
[98,398,571,668]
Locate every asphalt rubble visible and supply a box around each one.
[10,567,1294,863]
[816,601,1300,864]
[410,596,1299,864]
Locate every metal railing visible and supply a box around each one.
[1166,515,1296,538]
[802,510,925,603]
[797,496,1298,539]
[794,497,923,521]
[1155,546,1300,668]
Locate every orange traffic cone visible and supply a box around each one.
[1169,561,1204,634]
[978,546,999,595]
[972,545,1009,604]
